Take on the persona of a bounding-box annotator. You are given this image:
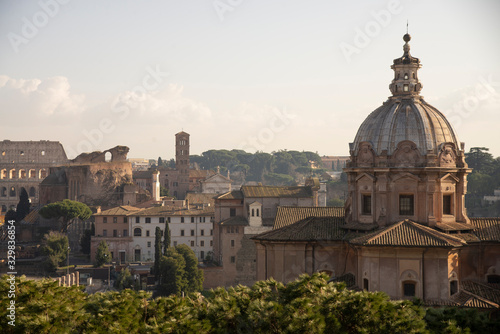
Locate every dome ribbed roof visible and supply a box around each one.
[353,98,460,156]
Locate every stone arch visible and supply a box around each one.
[39,168,48,179]
[9,186,16,197]
[9,169,16,179]
[400,269,420,298]
[1,187,6,197]
[104,151,112,162]
[133,227,142,237]
[29,187,36,197]
[0,169,6,179]
[28,169,36,178]
[19,169,26,179]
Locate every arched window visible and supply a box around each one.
[29,187,36,197]
[404,73,409,80]
[0,169,6,179]
[29,169,36,178]
[403,281,416,297]
[19,169,26,179]
[251,209,254,217]
[256,208,260,217]
[39,169,48,179]
[134,228,142,237]
[9,187,16,197]
[1,187,6,197]
[1,205,6,212]
[9,169,16,179]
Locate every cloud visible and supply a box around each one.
[0,75,85,122]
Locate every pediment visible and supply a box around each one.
[440,173,459,183]
[356,173,376,182]
[392,172,421,183]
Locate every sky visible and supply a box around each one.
[1,0,499,159]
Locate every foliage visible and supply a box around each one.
[42,231,69,272]
[39,199,92,233]
[327,198,345,207]
[163,219,171,255]
[94,240,111,267]
[5,273,482,333]
[16,188,30,222]
[154,226,162,277]
[158,248,187,296]
[79,223,94,255]
[115,268,138,290]
[159,185,169,197]
[4,209,16,224]
[176,244,203,293]
[189,149,322,185]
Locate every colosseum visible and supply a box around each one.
[0,140,68,213]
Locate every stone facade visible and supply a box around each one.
[0,140,68,212]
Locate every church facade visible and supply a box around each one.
[253,35,500,307]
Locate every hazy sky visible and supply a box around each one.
[1,0,499,159]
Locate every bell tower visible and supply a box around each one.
[175,131,190,200]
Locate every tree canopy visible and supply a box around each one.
[39,199,92,233]
[42,231,69,273]
[16,188,30,222]
[94,240,111,267]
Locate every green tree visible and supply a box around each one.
[80,223,94,255]
[42,231,69,272]
[39,199,92,233]
[16,188,30,221]
[95,240,111,267]
[154,226,162,277]
[4,209,16,224]
[160,185,169,197]
[163,219,171,255]
[158,248,187,296]
[176,244,203,293]
[115,267,138,290]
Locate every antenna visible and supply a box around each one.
[406,20,409,34]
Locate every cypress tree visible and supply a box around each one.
[16,188,30,221]
[163,219,171,255]
[154,226,162,277]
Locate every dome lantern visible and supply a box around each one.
[389,34,423,97]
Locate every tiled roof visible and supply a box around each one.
[134,206,214,217]
[273,206,344,230]
[350,220,466,247]
[253,216,345,242]
[95,205,141,216]
[242,185,313,198]
[461,280,500,306]
[190,170,215,179]
[220,216,248,226]
[435,221,475,232]
[215,190,243,200]
[469,218,500,242]
[185,193,216,206]
[450,291,498,308]
[341,222,379,231]
[21,205,42,225]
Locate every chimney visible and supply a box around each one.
[152,170,160,201]
[186,199,190,210]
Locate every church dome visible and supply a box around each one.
[350,35,464,167]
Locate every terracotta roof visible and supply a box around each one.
[435,221,475,232]
[450,291,498,308]
[134,206,214,217]
[220,216,248,226]
[216,190,243,200]
[185,193,216,206]
[469,218,500,242]
[273,206,344,230]
[461,280,500,306]
[94,205,142,216]
[253,216,345,242]
[341,222,379,231]
[241,185,313,198]
[350,220,466,247]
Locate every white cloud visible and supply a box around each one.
[0,75,85,120]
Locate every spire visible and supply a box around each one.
[388,34,423,97]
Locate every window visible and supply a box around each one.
[404,73,409,80]
[159,217,165,223]
[190,241,194,247]
[201,251,205,259]
[226,227,230,233]
[450,281,458,295]
[412,72,415,79]
[181,230,185,236]
[231,240,235,247]
[0,187,5,197]
[190,230,195,236]
[399,195,414,216]
[181,217,185,223]
[134,249,141,261]
[103,217,108,223]
[29,187,36,197]
[403,84,409,92]
[200,240,204,247]
[147,241,151,247]
[252,209,255,217]
[210,240,213,246]
[134,228,141,237]
[230,208,236,217]
[443,195,452,215]
[103,229,107,236]
[113,230,117,237]
[362,194,371,215]
[235,227,239,233]
[123,217,127,223]
[123,229,128,237]
[210,229,213,236]
[167,217,171,223]
[191,217,194,223]
[200,229,204,236]
[363,278,369,291]
[9,187,15,197]
[135,217,140,224]
[256,209,259,217]
[173,241,177,247]
[113,217,117,223]
[146,230,150,237]
[145,217,151,224]
[230,256,235,263]
[403,282,416,297]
